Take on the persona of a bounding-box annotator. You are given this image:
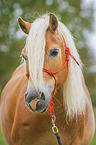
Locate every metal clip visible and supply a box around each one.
[51,116,58,134]
[51,116,56,124]
[52,123,58,134]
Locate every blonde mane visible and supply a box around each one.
[58,22,87,117]
[26,14,87,117]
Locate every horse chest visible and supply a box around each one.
[11,105,81,145]
[14,119,76,145]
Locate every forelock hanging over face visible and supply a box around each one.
[26,15,49,91]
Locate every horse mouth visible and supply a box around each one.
[25,92,48,113]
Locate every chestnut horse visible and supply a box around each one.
[0,13,95,145]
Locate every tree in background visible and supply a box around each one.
[0,0,96,105]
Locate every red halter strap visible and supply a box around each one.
[26,39,79,119]
[43,42,67,119]
[26,71,29,78]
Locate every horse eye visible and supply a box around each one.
[50,48,59,57]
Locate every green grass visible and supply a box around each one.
[90,107,96,145]
[0,108,96,145]
[0,126,8,145]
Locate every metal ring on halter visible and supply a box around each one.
[51,116,58,134]
[52,124,58,134]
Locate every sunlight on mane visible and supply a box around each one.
[26,14,88,118]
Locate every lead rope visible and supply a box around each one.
[51,116,62,145]
[25,39,80,145]
[43,66,64,145]
[43,68,63,145]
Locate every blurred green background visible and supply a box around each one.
[0,0,96,144]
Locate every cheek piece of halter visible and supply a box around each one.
[25,38,80,145]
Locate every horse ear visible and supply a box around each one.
[49,13,58,32]
[18,17,31,34]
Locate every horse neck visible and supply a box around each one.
[53,86,66,125]
[54,86,64,107]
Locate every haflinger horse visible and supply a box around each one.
[0,13,95,145]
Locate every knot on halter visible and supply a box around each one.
[65,46,70,54]
[43,68,55,76]
[26,71,29,78]
[66,58,69,62]
[49,99,54,107]
[65,47,70,62]
[48,71,54,76]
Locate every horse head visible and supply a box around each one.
[18,13,68,113]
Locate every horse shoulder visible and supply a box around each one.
[70,74,95,145]
[0,63,28,145]
[81,74,95,145]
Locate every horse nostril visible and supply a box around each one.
[36,99,44,111]
[41,92,45,100]
[25,91,39,103]
[36,92,45,111]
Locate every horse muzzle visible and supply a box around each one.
[25,91,48,113]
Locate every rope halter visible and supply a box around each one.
[25,38,80,119]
